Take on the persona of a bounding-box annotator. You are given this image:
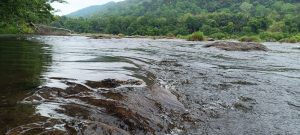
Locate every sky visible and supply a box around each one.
[51,0,123,16]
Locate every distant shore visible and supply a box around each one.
[1,33,300,44]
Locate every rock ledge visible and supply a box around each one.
[204,41,268,51]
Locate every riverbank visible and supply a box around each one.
[83,33,300,43]
[1,33,300,44]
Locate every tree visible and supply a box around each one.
[0,0,65,33]
[240,2,253,16]
[50,0,300,41]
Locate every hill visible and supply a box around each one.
[67,2,117,18]
[67,0,300,17]
[52,0,300,42]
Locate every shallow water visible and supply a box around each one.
[0,36,299,134]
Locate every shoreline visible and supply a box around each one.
[0,34,300,44]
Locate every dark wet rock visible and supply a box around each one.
[206,110,221,119]
[102,91,125,100]
[88,35,112,39]
[239,96,256,102]
[181,79,191,84]
[86,79,121,88]
[292,47,300,50]
[213,83,232,91]
[88,34,123,39]
[204,41,268,51]
[14,79,189,135]
[49,77,77,81]
[85,79,143,89]
[158,59,182,67]
[122,79,143,86]
[234,96,257,112]
[230,81,257,85]
[6,119,66,135]
[233,102,254,112]
[65,82,93,95]
[23,87,63,102]
[286,101,300,111]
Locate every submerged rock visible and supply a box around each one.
[85,79,143,88]
[204,41,268,51]
[88,34,122,39]
[10,79,189,135]
[293,47,300,50]
[158,59,182,67]
[88,35,112,39]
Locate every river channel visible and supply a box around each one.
[0,36,299,135]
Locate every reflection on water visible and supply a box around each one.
[0,36,51,134]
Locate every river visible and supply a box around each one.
[0,36,299,135]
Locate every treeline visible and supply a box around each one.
[51,0,300,42]
[0,0,65,34]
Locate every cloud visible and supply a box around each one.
[51,0,123,15]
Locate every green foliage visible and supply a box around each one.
[176,35,188,39]
[187,32,204,41]
[0,24,19,34]
[4,0,300,40]
[280,34,300,43]
[166,32,175,37]
[240,2,253,13]
[0,0,65,34]
[1,0,298,38]
[51,0,300,42]
[209,32,228,40]
[259,32,286,42]
[290,34,300,42]
[239,36,261,42]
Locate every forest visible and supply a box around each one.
[52,0,300,42]
[0,0,65,33]
[1,0,300,42]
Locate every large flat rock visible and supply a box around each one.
[204,41,268,51]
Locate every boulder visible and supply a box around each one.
[204,41,268,51]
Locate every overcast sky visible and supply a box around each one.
[51,0,123,16]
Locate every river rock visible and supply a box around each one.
[293,47,300,50]
[204,41,268,51]
[12,79,188,135]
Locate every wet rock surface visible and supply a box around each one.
[87,34,124,39]
[146,41,300,135]
[85,79,143,88]
[8,79,189,135]
[204,41,268,51]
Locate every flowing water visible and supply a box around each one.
[0,36,299,135]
